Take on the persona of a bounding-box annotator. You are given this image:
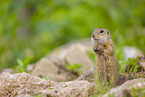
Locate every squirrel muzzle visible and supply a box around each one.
[91,33,98,40]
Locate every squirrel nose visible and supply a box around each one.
[91,34,98,40]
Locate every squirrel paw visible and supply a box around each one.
[93,47,104,54]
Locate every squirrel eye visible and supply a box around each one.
[100,30,104,33]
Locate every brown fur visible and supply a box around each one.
[91,28,119,86]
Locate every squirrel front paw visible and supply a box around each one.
[93,48,98,52]
[93,47,104,54]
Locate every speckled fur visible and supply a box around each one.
[91,28,119,86]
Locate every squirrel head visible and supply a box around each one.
[91,28,111,46]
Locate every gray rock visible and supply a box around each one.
[76,65,97,83]
[139,56,145,70]
[0,72,95,97]
[40,81,95,97]
[16,94,33,97]
[2,68,16,73]
[0,72,53,97]
[31,57,76,81]
[140,62,145,70]
[49,43,93,71]
[31,39,94,81]
[26,64,35,73]
[103,78,145,97]
[124,46,144,60]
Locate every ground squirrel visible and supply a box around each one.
[91,28,119,86]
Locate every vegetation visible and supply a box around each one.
[126,57,140,73]
[0,0,144,72]
[34,94,43,97]
[91,81,112,97]
[87,49,96,65]
[66,63,83,74]
[14,56,33,73]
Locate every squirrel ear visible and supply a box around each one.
[107,31,110,34]
[91,33,94,37]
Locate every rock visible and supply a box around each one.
[76,65,96,83]
[31,58,76,81]
[103,78,145,97]
[0,72,54,97]
[31,39,94,81]
[40,81,95,97]
[49,43,93,71]
[16,94,33,97]
[140,62,145,70]
[0,72,95,97]
[124,46,144,60]
[139,56,145,70]
[2,68,16,73]
[26,64,35,73]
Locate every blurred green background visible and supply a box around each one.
[0,0,144,70]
